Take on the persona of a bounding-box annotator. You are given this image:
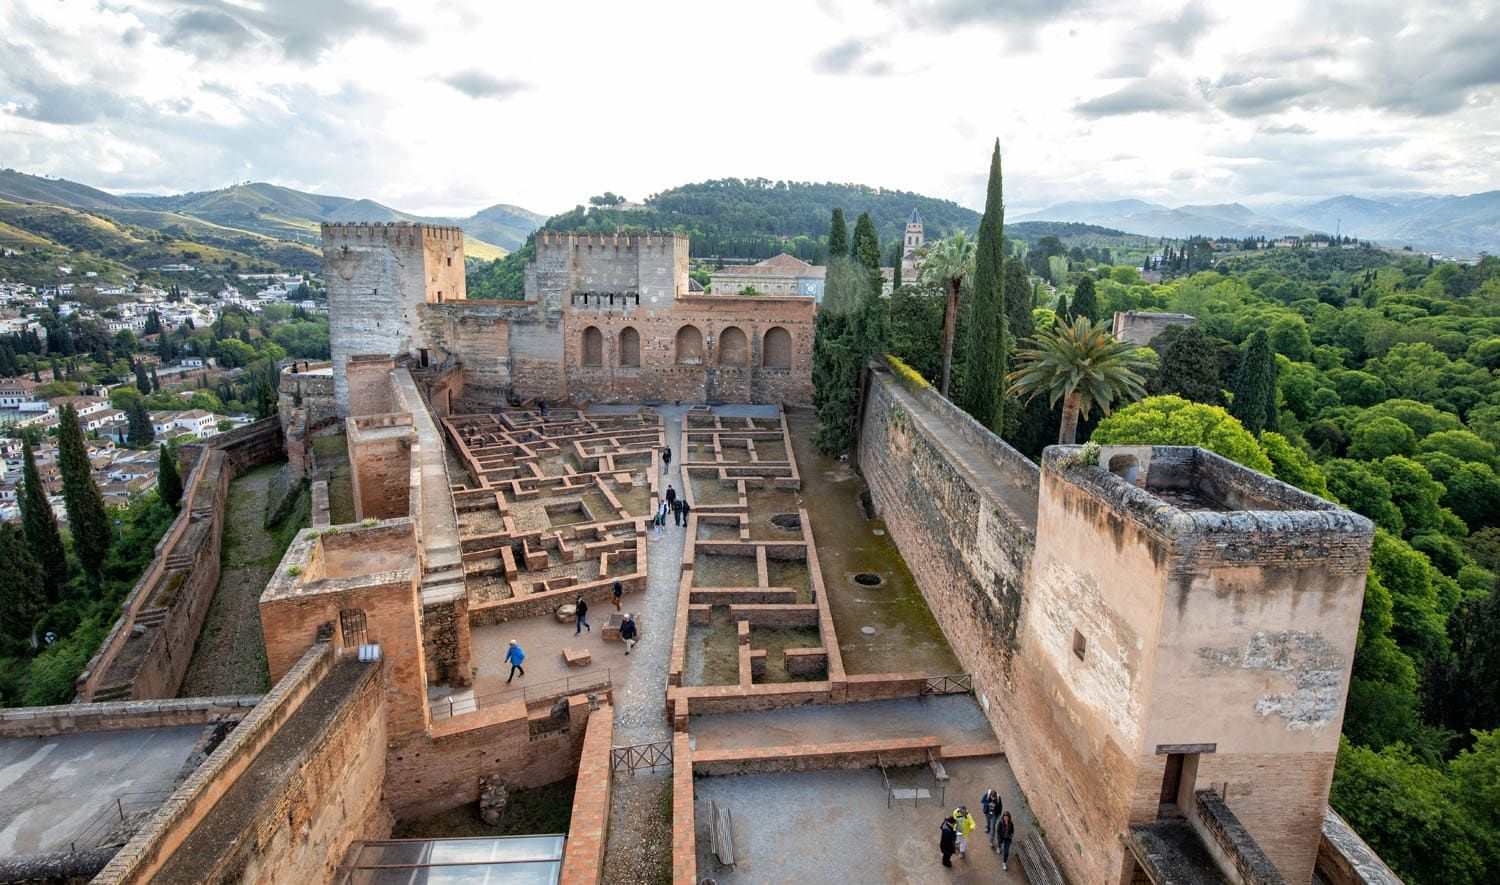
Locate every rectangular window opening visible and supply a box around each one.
[1073,629,1087,661]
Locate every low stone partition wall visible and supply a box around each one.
[469,571,647,625]
[727,603,820,628]
[843,672,928,703]
[692,735,942,776]
[0,695,258,738]
[558,705,613,884]
[672,732,696,884]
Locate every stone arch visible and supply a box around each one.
[1107,453,1140,485]
[719,325,748,367]
[763,326,792,369]
[619,326,641,367]
[676,325,704,365]
[581,325,604,367]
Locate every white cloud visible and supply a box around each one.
[0,0,1496,217]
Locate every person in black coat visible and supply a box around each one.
[939,816,957,868]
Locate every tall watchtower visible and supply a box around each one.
[323,223,465,413]
[1020,445,1373,883]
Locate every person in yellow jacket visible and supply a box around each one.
[951,805,977,858]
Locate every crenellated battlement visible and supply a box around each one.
[533,230,688,253]
[321,221,465,245]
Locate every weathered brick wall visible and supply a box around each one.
[855,369,1037,713]
[214,662,390,884]
[421,594,472,688]
[94,644,338,882]
[346,415,414,521]
[562,295,814,405]
[558,705,613,884]
[384,694,599,819]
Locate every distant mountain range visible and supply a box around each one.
[1015,192,1500,257]
[0,170,546,257]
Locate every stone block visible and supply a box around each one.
[563,647,592,668]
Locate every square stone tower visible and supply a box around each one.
[1019,445,1373,883]
[323,223,465,413]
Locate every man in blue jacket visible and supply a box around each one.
[505,640,526,683]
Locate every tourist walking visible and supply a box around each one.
[952,806,976,859]
[671,497,684,526]
[612,579,623,610]
[662,445,671,473]
[574,595,590,635]
[620,613,638,654]
[665,484,677,523]
[938,816,957,868]
[680,499,691,525]
[981,788,1002,836]
[504,640,526,683]
[996,810,1015,870]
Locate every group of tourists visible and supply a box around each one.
[939,788,1014,870]
[502,579,640,684]
[651,456,693,537]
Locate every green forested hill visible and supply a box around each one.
[545,178,982,261]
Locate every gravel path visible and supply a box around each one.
[602,407,687,883]
[176,463,281,697]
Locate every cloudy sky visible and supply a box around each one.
[1,0,1498,216]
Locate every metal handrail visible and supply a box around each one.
[921,674,973,696]
[430,669,610,721]
[610,738,673,773]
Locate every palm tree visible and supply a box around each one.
[1007,317,1150,444]
[920,234,976,397]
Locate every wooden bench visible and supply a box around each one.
[563,647,592,668]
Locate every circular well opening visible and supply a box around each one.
[853,572,883,587]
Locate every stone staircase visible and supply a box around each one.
[421,543,466,603]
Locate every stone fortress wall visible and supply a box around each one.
[76,418,285,702]
[325,223,815,417]
[857,358,1375,885]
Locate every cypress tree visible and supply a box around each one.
[1228,330,1278,434]
[57,404,112,586]
[959,140,1008,432]
[158,444,183,511]
[1072,276,1100,323]
[19,441,68,603]
[851,212,883,298]
[814,212,887,457]
[150,367,161,393]
[1055,293,1070,323]
[127,399,154,447]
[813,209,852,414]
[0,524,46,649]
[134,360,150,394]
[1003,257,1033,342]
[1150,324,1224,405]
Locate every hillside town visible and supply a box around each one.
[0,269,325,521]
